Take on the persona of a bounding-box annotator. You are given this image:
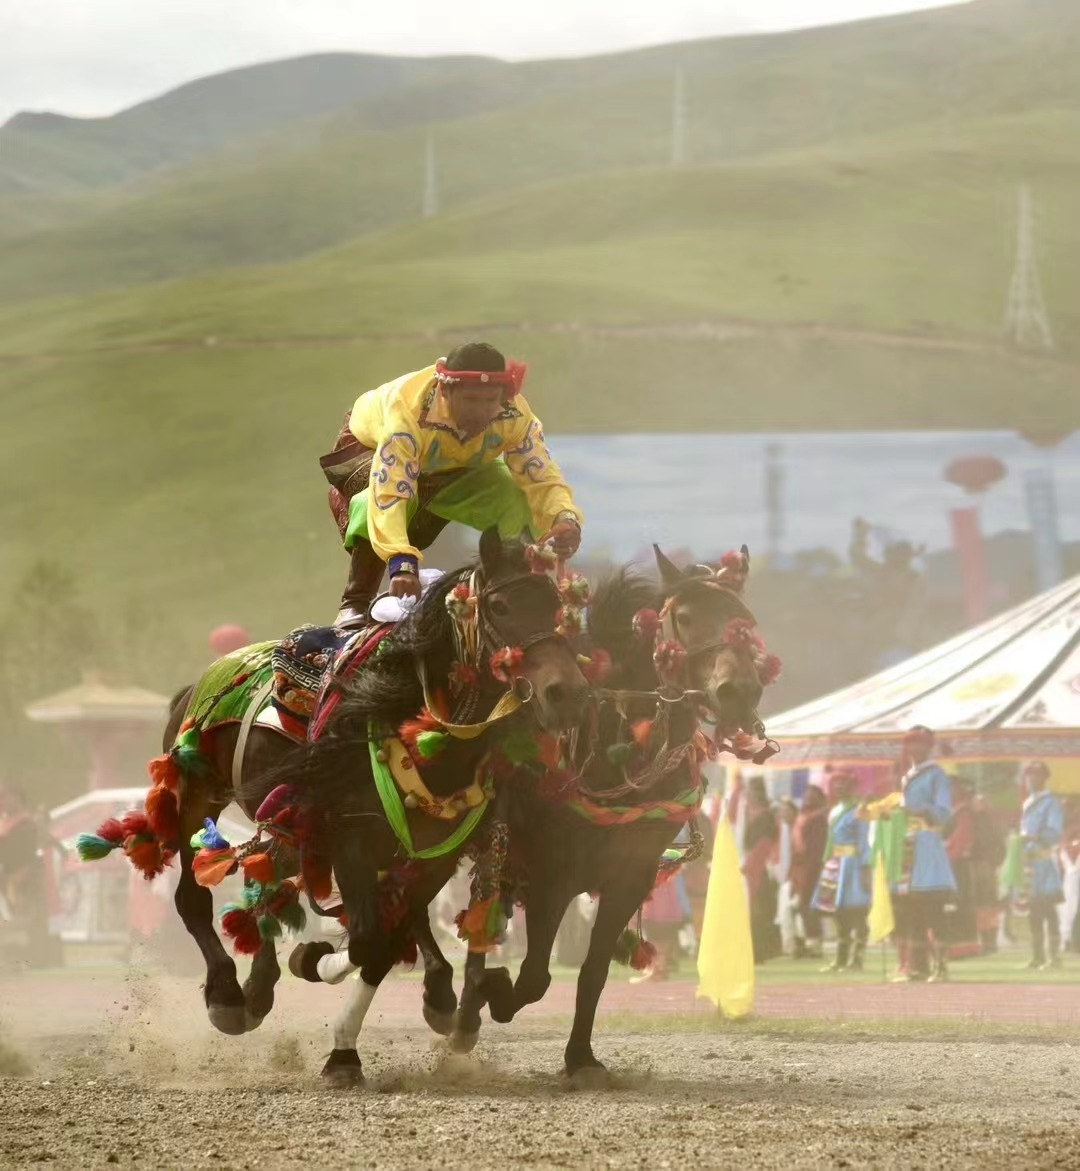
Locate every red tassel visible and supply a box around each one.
[630,940,658,971]
[242,852,276,884]
[125,837,166,881]
[221,908,262,955]
[302,849,333,903]
[145,784,179,845]
[579,648,612,684]
[96,817,127,845]
[399,708,444,753]
[147,753,180,793]
[490,646,525,684]
[120,810,151,838]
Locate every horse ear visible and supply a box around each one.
[741,544,751,576]
[653,544,683,588]
[478,527,503,576]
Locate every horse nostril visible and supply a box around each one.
[546,683,565,706]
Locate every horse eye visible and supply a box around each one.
[490,597,510,618]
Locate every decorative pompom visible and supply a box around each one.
[555,607,583,637]
[75,833,120,862]
[631,720,655,748]
[653,639,688,683]
[95,818,127,845]
[489,646,525,684]
[415,730,450,759]
[449,661,481,692]
[497,727,541,766]
[145,784,179,845]
[192,847,237,887]
[446,583,475,620]
[120,810,152,839]
[221,906,262,955]
[195,818,230,851]
[258,914,283,941]
[301,845,333,903]
[578,648,612,684]
[125,838,166,881]
[606,742,634,768]
[757,653,783,686]
[630,939,658,971]
[255,784,296,823]
[525,543,558,574]
[147,753,180,793]
[277,899,307,934]
[632,609,661,642]
[399,708,444,748]
[724,617,761,652]
[559,573,590,605]
[242,852,276,884]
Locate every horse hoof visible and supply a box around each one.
[207,1003,248,1036]
[567,1062,612,1090]
[480,966,515,1024]
[423,1002,456,1037]
[244,1011,266,1033]
[321,1049,364,1089]
[289,940,334,983]
[449,1030,479,1055]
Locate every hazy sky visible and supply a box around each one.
[2,0,968,124]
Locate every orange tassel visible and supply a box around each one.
[631,720,655,748]
[193,848,237,887]
[242,852,276,884]
[147,753,180,793]
[145,784,179,845]
[125,837,166,881]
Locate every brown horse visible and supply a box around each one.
[166,531,588,1037]
[452,546,770,1080]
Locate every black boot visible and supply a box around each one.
[821,938,849,973]
[334,541,386,629]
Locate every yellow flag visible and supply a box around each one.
[697,815,755,1018]
[867,852,895,944]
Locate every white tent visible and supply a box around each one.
[765,573,1080,790]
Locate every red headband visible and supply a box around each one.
[434,358,527,396]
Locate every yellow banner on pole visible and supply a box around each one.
[696,815,754,1018]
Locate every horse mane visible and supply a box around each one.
[585,567,660,688]
[329,566,470,738]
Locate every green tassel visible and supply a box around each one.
[75,833,119,862]
[243,881,265,908]
[278,900,307,933]
[499,727,540,766]
[612,927,640,967]
[607,742,634,767]
[416,730,450,759]
[173,725,208,776]
[258,914,282,941]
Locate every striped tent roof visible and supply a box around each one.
[766,573,1080,767]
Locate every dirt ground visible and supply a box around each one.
[2,961,1080,1169]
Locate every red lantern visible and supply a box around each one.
[943,454,1007,495]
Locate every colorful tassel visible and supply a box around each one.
[632,609,660,643]
[631,719,655,748]
[757,653,783,686]
[415,729,450,759]
[75,833,121,861]
[242,852,276,884]
[613,927,656,970]
[192,818,229,851]
[146,753,181,793]
[145,784,179,845]
[221,906,262,955]
[258,914,282,941]
[125,837,166,881]
[498,726,541,767]
[192,847,237,888]
[578,648,612,684]
[489,646,525,684]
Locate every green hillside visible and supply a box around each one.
[4,0,1080,300]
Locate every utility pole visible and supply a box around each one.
[1004,184,1053,350]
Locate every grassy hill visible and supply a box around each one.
[4,0,1080,301]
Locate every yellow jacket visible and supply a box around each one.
[349,364,581,563]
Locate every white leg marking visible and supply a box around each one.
[333,976,378,1050]
[317,949,359,985]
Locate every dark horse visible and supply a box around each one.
[452,546,769,1081]
[165,530,588,1038]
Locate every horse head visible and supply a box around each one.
[474,528,588,733]
[653,544,774,736]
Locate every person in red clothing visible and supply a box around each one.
[789,784,829,959]
[942,776,980,960]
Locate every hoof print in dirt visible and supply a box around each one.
[322,1049,365,1089]
[567,1060,613,1090]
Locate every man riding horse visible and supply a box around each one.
[320,341,584,627]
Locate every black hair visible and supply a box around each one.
[445,342,505,372]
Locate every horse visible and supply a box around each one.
[451,545,773,1081]
[303,545,775,1086]
[166,529,589,1038]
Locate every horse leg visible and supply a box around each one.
[332,820,381,969]
[414,907,458,1036]
[480,878,575,1024]
[564,881,653,1084]
[241,935,281,1030]
[173,790,246,1035]
[450,949,488,1054]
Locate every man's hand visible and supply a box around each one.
[390,572,422,601]
[551,513,582,558]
